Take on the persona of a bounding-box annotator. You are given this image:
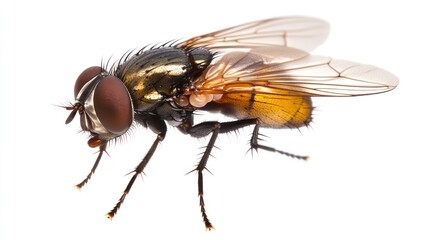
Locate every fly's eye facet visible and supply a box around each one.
[93,76,133,135]
[74,66,103,98]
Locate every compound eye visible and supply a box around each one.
[74,66,103,98]
[93,76,133,135]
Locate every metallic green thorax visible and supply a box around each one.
[115,47,192,111]
[115,47,212,112]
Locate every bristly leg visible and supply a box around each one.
[183,119,259,230]
[107,114,166,219]
[182,118,308,229]
[107,134,164,219]
[249,120,308,160]
[189,125,220,230]
[76,143,107,189]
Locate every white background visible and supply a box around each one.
[1,0,428,239]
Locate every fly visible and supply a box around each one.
[63,16,399,230]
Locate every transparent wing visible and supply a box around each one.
[192,47,399,97]
[177,16,330,53]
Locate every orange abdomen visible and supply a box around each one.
[214,93,313,128]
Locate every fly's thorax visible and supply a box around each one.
[115,47,191,111]
[187,47,212,76]
[115,46,213,112]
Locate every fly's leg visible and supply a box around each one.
[107,114,167,219]
[76,143,107,189]
[182,118,307,229]
[182,118,260,230]
[250,119,308,160]
[191,124,219,230]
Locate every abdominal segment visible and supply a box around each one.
[214,93,313,128]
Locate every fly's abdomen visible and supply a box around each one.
[214,93,313,128]
[116,47,191,111]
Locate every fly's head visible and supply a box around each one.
[65,66,134,147]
